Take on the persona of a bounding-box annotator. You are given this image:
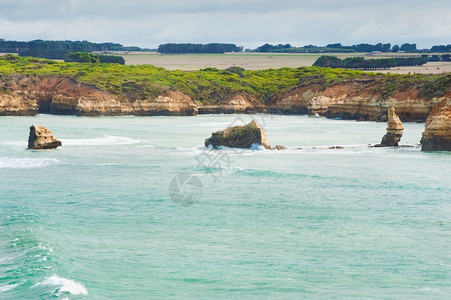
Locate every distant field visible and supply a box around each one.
[118,51,451,74]
[119,51,362,70]
[3,51,451,74]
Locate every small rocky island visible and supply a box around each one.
[375,107,404,147]
[205,120,271,149]
[28,125,62,149]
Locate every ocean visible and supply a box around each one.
[0,114,450,299]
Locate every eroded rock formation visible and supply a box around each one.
[0,76,198,116]
[28,125,62,149]
[205,120,270,149]
[1,75,449,120]
[421,98,451,151]
[197,94,266,114]
[377,107,404,146]
[270,78,446,122]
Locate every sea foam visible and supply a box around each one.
[34,275,88,296]
[0,157,60,169]
[61,135,141,146]
[0,283,20,293]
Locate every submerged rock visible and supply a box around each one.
[421,98,451,151]
[27,125,62,149]
[273,145,287,150]
[376,107,404,147]
[205,120,270,149]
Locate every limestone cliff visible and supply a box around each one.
[0,76,197,116]
[270,78,446,122]
[421,98,451,151]
[1,75,449,121]
[198,94,266,114]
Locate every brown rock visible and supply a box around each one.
[270,79,445,121]
[379,107,404,146]
[421,98,451,151]
[273,145,287,150]
[27,125,62,149]
[205,120,270,149]
[0,76,198,116]
[197,94,266,114]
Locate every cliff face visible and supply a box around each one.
[270,79,446,122]
[421,98,451,151]
[0,75,449,121]
[197,94,267,114]
[0,76,198,116]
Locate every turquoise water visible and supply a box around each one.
[0,114,450,299]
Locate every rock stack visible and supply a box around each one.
[378,107,404,146]
[205,120,271,149]
[27,125,62,149]
[421,98,451,151]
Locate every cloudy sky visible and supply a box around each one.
[0,0,450,49]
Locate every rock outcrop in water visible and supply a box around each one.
[421,98,451,151]
[28,125,62,149]
[377,107,404,147]
[205,120,270,149]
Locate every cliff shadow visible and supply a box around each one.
[38,99,52,113]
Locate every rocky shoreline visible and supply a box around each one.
[1,75,450,151]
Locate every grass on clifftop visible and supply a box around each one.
[0,55,450,103]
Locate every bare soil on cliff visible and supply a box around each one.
[115,51,451,74]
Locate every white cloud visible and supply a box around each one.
[0,0,450,48]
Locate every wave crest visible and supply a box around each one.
[0,157,60,169]
[62,135,141,146]
[34,275,88,296]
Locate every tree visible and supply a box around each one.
[256,43,274,53]
[441,54,451,61]
[65,52,100,63]
[313,55,426,69]
[157,43,241,54]
[99,55,125,65]
[400,43,417,52]
[312,55,343,67]
[392,45,400,52]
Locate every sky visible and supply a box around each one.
[0,0,450,49]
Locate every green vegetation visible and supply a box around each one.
[0,39,143,59]
[313,55,427,69]
[158,43,243,54]
[64,52,125,65]
[0,55,449,103]
[254,43,399,53]
[422,54,451,62]
[65,52,100,63]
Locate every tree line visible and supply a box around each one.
[157,43,243,54]
[253,42,451,53]
[64,52,125,65]
[313,56,428,69]
[0,39,142,59]
[423,54,451,61]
